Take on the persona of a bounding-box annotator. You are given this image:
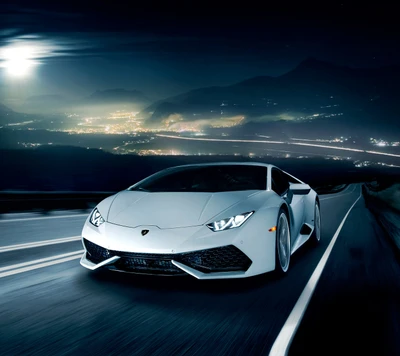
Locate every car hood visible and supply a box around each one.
[106,190,262,229]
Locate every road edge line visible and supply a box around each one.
[269,185,362,356]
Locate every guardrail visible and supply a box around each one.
[0,191,116,214]
[364,179,399,193]
[362,184,400,253]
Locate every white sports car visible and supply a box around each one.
[80,162,321,279]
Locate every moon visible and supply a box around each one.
[2,46,36,77]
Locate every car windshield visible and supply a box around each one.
[129,165,267,193]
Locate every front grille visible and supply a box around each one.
[180,245,252,273]
[114,257,183,275]
[84,238,114,264]
[83,238,252,274]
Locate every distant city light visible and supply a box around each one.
[370,137,399,147]
[9,105,400,164]
[156,134,400,158]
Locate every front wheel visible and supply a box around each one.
[275,208,291,274]
[310,202,321,245]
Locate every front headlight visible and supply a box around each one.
[206,211,254,232]
[89,207,105,227]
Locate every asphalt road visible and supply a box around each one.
[1,184,399,356]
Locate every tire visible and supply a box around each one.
[310,201,321,246]
[275,208,291,275]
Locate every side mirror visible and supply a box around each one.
[289,183,311,195]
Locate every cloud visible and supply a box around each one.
[246,112,303,122]
[0,36,70,75]
[162,114,245,131]
[0,30,198,64]
[0,28,20,37]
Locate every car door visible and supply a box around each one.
[271,168,305,248]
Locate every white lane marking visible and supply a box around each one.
[0,252,84,278]
[0,250,84,272]
[269,186,362,356]
[319,184,356,201]
[0,236,81,253]
[0,214,88,223]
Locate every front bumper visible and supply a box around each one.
[81,238,252,278]
[80,207,279,279]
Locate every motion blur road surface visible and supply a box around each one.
[1,184,399,356]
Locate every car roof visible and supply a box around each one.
[163,162,304,184]
[167,162,276,169]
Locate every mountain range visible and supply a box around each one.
[0,103,34,125]
[1,58,400,138]
[140,58,400,136]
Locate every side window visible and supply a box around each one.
[271,168,289,196]
[282,171,301,184]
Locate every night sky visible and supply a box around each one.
[0,1,399,105]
